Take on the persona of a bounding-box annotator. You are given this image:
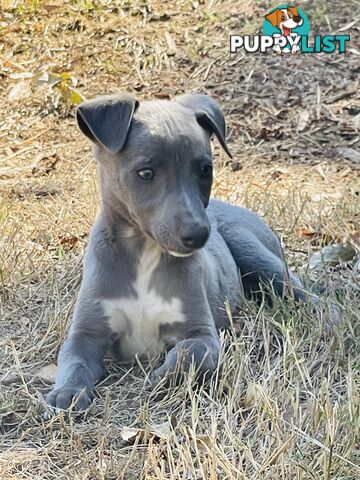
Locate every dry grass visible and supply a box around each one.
[1,1,359,479]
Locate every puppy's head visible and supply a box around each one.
[265,6,303,31]
[76,93,232,257]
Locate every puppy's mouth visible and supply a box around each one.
[282,25,291,36]
[168,250,194,258]
[151,237,196,257]
[147,232,195,257]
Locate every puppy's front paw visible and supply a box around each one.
[46,385,93,412]
[150,364,176,390]
[150,338,218,390]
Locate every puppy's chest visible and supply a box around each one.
[102,246,185,360]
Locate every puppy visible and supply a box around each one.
[47,93,315,411]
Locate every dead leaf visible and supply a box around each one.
[149,416,177,439]
[120,426,145,443]
[165,32,177,55]
[35,71,84,105]
[57,82,84,106]
[309,244,357,270]
[58,235,79,249]
[1,361,56,386]
[244,381,259,407]
[36,71,63,87]
[297,110,310,132]
[351,114,360,129]
[300,227,317,238]
[32,153,60,176]
[9,72,34,80]
[196,434,214,453]
[337,148,360,163]
[1,372,32,385]
[43,4,62,13]
[35,364,57,383]
[231,161,242,172]
[336,19,359,32]
[8,81,32,101]
[311,192,344,202]
[121,417,177,444]
[316,164,326,180]
[2,0,17,9]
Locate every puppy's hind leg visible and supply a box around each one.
[224,229,306,303]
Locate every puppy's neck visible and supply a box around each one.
[100,200,142,240]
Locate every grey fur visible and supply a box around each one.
[47,93,308,411]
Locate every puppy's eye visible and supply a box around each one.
[281,15,286,20]
[137,168,154,181]
[201,164,213,179]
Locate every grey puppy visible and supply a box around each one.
[47,93,307,411]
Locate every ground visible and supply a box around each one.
[0,1,359,479]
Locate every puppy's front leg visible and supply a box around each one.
[152,265,222,387]
[46,300,110,411]
[152,323,220,387]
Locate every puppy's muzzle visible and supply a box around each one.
[180,223,210,250]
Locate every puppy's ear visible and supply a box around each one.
[288,6,299,17]
[265,9,281,27]
[175,94,232,158]
[76,94,139,154]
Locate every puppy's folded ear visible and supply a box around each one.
[265,9,281,28]
[76,94,139,154]
[175,94,232,158]
[288,6,300,17]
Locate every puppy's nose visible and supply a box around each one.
[181,224,210,250]
[293,15,302,23]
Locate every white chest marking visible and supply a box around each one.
[102,242,185,360]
